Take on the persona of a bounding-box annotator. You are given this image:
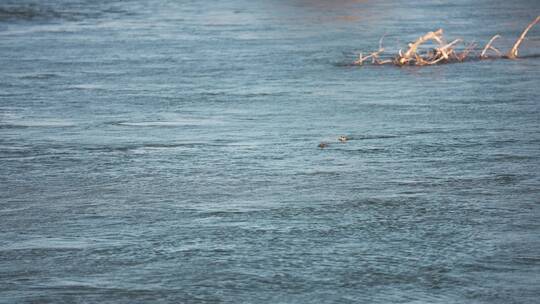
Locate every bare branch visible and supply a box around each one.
[457,42,477,61]
[481,35,501,58]
[352,16,539,67]
[507,16,540,59]
[398,29,444,65]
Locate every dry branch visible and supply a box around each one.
[507,15,540,59]
[353,16,540,67]
[397,29,444,65]
[354,35,387,65]
[458,42,477,61]
[481,35,501,58]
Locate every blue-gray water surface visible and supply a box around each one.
[1,0,540,303]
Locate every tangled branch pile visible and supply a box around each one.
[354,16,540,66]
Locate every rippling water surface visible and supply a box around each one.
[1,0,540,303]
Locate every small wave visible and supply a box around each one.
[296,170,341,176]
[515,256,540,263]
[518,54,540,59]
[117,121,197,127]
[114,118,222,127]
[0,5,101,23]
[39,278,169,294]
[493,174,523,185]
[82,142,212,154]
[69,84,106,90]
[0,207,30,214]
[0,124,27,129]
[0,5,61,22]
[440,174,526,188]
[19,73,60,80]
[0,120,75,128]
[349,134,399,140]
[0,3,130,23]
[331,145,390,154]
[130,143,200,153]
[488,154,534,162]
[0,237,117,252]
[405,128,451,136]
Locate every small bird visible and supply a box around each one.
[318,142,328,148]
[338,136,348,143]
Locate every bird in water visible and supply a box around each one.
[318,142,328,148]
[338,136,348,143]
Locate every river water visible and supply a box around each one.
[1,0,539,303]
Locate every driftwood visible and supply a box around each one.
[481,35,501,58]
[397,29,443,65]
[507,15,540,59]
[354,16,540,66]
